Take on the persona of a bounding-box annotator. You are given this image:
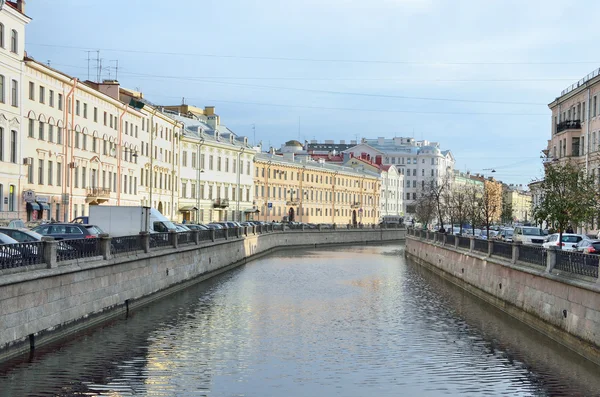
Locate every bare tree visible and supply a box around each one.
[480,180,503,238]
[465,185,483,235]
[451,185,469,235]
[414,192,436,229]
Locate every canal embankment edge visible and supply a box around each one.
[405,236,600,366]
[0,229,405,363]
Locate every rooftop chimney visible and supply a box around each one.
[17,0,25,13]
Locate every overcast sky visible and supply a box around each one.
[23,0,600,186]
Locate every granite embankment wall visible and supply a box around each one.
[406,236,600,365]
[0,228,404,362]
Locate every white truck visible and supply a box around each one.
[75,206,176,237]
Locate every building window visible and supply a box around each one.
[11,80,17,107]
[39,86,45,103]
[209,155,214,170]
[595,96,598,118]
[47,125,54,143]
[0,23,3,48]
[57,162,62,186]
[0,127,3,162]
[27,161,33,183]
[28,119,34,137]
[38,160,44,185]
[75,100,80,116]
[0,75,4,104]
[57,127,63,144]
[49,90,54,107]
[83,103,88,118]
[48,161,53,185]
[10,130,16,163]
[28,81,34,100]
[58,93,63,110]
[10,29,17,53]
[8,185,14,211]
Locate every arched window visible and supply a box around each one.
[10,29,17,53]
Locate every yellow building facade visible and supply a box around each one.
[503,187,532,223]
[254,153,381,225]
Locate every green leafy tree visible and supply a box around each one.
[533,161,596,248]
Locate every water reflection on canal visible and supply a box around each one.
[1,244,599,396]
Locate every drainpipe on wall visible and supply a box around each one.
[586,86,591,174]
[64,78,78,222]
[116,103,127,206]
[169,118,179,221]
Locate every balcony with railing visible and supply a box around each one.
[556,120,581,134]
[85,187,111,204]
[213,198,230,208]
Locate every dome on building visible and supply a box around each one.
[285,140,303,147]
[280,139,306,154]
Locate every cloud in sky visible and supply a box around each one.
[23,0,600,185]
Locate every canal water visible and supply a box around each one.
[1,244,599,396]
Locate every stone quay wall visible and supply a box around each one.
[0,228,405,362]
[406,234,600,365]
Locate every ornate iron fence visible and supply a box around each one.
[0,241,44,269]
[214,228,227,240]
[555,251,599,278]
[518,245,547,267]
[111,235,143,255]
[458,236,471,250]
[178,231,196,245]
[198,230,212,241]
[57,238,101,262]
[492,241,513,260]
[150,233,172,249]
[445,234,455,246]
[473,238,488,253]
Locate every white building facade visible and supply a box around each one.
[350,137,454,216]
[163,105,256,223]
[0,1,29,220]
[380,165,404,218]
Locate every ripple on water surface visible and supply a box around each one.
[0,244,599,396]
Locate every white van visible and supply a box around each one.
[513,226,546,245]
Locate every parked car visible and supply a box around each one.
[542,233,587,251]
[0,228,44,242]
[479,230,498,240]
[0,232,19,245]
[0,219,26,229]
[497,228,514,242]
[184,224,209,231]
[575,239,600,254]
[174,224,191,232]
[32,223,104,240]
[513,226,546,245]
[205,223,224,230]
